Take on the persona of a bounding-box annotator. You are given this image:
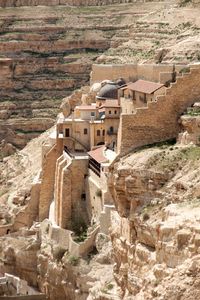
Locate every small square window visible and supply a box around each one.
[84,128,88,135]
[65,128,70,137]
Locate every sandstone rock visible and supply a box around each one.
[176,229,191,250]
[96,233,110,252]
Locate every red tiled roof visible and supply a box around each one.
[122,80,164,94]
[76,105,96,111]
[88,146,107,163]
[99,100,120,108]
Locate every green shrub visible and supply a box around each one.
[52,245,66,261]
[143,213,150,221]
[179,0,192,7]
[71,217,87,236]
[68,255,79,266]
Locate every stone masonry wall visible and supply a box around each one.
[39,143,62,221]
[117,66,200,154]
[55,154,69,228]
[91,63,186,84]
[54,153,88,229]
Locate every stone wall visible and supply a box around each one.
[91,63,186,84]
[39,142,62,221]
[85,170,103,223]
[54,152,89,229]
[0,273,30,296]
[55,154,72,228]
[117,65,200,154]
[41,221,99,257]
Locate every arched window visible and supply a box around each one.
[97,130,101,136]
[102,129,105,136]
[110,126,114,133]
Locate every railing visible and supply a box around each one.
[64,145,73,158]
[88,159,101,177]
[64,136,88,151]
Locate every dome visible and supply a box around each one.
[90,82,102,93]
[116,78,126,87]
[97,83,119,99]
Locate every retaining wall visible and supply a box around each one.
[117,65,200,154]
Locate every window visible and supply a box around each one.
[81,193,86,201]
[114,110,117,114]
[91,112,95,117]
[65,128,70,137]
[110,126,114,133]
[109,110,112,114]
[102,129,105,136]
[84,128,88,135]
[97,130,101,136]
[139,94,147,103]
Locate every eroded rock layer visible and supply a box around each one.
[109,145,200,299]
[0,3,135,148]
[0,0,136,7]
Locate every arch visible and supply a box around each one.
[110,126,114,133]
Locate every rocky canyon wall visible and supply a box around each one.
[109,145,200,299]
[0,4,132,149]
[0,0,143,7]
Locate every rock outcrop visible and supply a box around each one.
[0,0,136,7]
[0,3,135,148]
[108,144,200,299]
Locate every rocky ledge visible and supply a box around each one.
[108,144,200,299]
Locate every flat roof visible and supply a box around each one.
[121,79,164,94]
[99,99,120,108]
[88,146,107,163]
[76,104,96,111]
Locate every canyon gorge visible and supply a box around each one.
[1,0,200,300]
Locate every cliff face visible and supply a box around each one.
[1,0,198,150]
[108,144,200,299]
[0,3,134,149]
[0,0,136,7]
